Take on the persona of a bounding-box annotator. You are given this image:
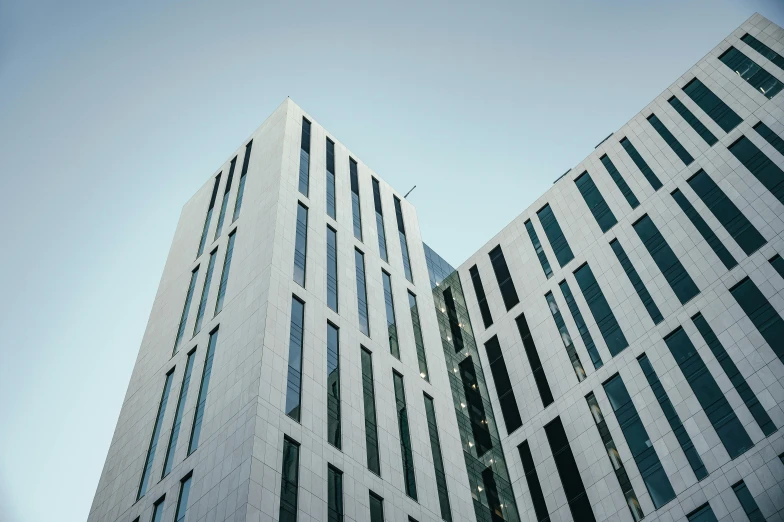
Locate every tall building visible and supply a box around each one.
[88,13,784,522]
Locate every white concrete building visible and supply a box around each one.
[88,13,784,522]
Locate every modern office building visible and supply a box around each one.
[88,13,784,522]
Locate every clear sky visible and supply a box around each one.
[1,1,783,521]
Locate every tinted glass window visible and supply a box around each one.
[137,370,175,500]
[326,138,336,219]
[668,95,718,145]
[408,292,430,381]
[214,158,236,240]
[293,203,308,287]
[620,137,663,190]
[687,504,718,522]
[682,78,742,132]
[232,140,253,222]
[574,171,618,232]
[279,437,300,522]
[647,113,694,165]
[525,220,553,278]
[174,267,200,353]
[424,394,452,521]
[350,159,362,240]
[174,475,192,522]
[610,239,663,324]
[361,347,380,474]
[372,178,388,262]
[573,263,628,356]
[518,441,551,522]
[730,277,784,365]
[484,336,523,433]
[600,154,639,209]
[536,204,574,267]
[728,135,784,206]
[326,227,338,312]
[394,196,414,282]
[193,248,218,335]
[299,118,311,196]
[327,323,341,448]
[214,230,236,315]
[369,492,384,522]
[515,314,554,407]
[719,46,783,99]
[328,465,343,522]
[393,372,418,499]
[545,291,586,381]
[189,328,219,454]
[558,280,603,369]
[741,33,784,70]
[285,298,305,421]
[197,173,221,257]
[469,265,493,327]
[732,481,765,522]
[382,271,399,358]
[753,121,784,157]
[355,249,370,337]
[488,245,519,310]
[671,189,737,270]
[162,350,197,478]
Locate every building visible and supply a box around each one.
[88,12,784,522]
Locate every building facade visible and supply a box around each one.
[88,13,784,522]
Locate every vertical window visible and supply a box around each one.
[543,417,597,522]
[719,46,783,99]
[137,369,175,500]
[536,204,574,267]
[603,374,676,508]
[741,33,784,70]
[638,354,708,480]
[647,113,694,165]
[423,394,452,522]
[574,171,618,232]
[361,347,380,474]
[393,371,418,500]
[664,327,752,458]
[687,504,718,522]
[732,481,765,522]
[174,267,199,353]
[279,436,300,522]
[610,239,663,324]
[382,271,399,358]
[459,357,493,456]
[151,497,166,522]
[728,135,784,206]
[620,137,663,190]
[633,214,699,304]
[327,465,343,522]
[198,173,221,257]
[285,297,305,422]
[232,140,252,222]
[682,78,742,132]
[545,292,586,381]
[299,118,311,196]
[443,288,464,353]
[326,226,338,312]
[468,265,493,327]
[753,120,784,156]
[162,350,197,478]
[573,263,628,356]
[771,253,784,279]
[350,159,362,241]
[326,322,341,448]
[355,249,370,336]
[586,393,644,522]
[558,280,603,369]
[525,220,553,278]
[408,292,430,381]
[293,203,308,287]
[671,189,737,270]
[214,158,236,240]
[515,314,554,407]
[326,138,336,219]
[730,277,784,364]
[214,230,236,315]
[668,95,718,145]
[692,313,775,436]
[394,196,414,282]
[369,492,384,522]
[193,248,218,335]
[174,474,192,522]
[483,336,523,433]
[188,328,218,454]
[518,441,551,522]
[372,178,388,262]
[488,245,519,310]
[600,154,639,209]
[687,170,766,255]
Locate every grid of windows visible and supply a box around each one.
[356,249,370,336]
[327,322,341,448]
[610,239,663,324]
[299,118,311,196]
[732,481,765,522]
[232,140,252,222]
[285,297,305,422]
[174,474,192,522]
[408,291,430,381]
[174,267,199,353]
[545,292,586,381]
[188,327,219,454]
[373,178,388,262]
[326,138,336,219]
[573,263,628,356]
[214,229,236,315]
[536,204,574,267]
[214,158,236,240]
[544,416,597,522]
[483,335,523,433]
[327,226,338,312]
[488,245,519,310]
[361,347,380,474]
[741,33,784,70]
[728,135,784,206]
[328,465,343,522]
[574,171,617,232]
[350,159,363,241]
[279,436,300,522]
[753,121,784,156]
[515,313,554,407]
[518,441,550,522]
[730,277,784,365]
[469,265,493,327]
[671,189,737,270]
[394,196,414,282]
[198,173,221,257]
[193,248,218,335]
[647,113,694,165]
[668,95,718,145]
[600,154,639,209]
[393,371,418,500]
[162,350,196,478]
[682,78,742,132]
[558,279,603,369]
[423,394,452,521]
[382,271,399,358]
[525,220,553,278]
[293,203,308,287]
[719,46,783,99]
[137,369,174,500]
[620,137,663,190]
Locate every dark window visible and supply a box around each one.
[558,280,603,369]
[394,196,414,282]
[393,371,418,499]
[285,297,305,422]
[361,347,380,474]
[671,189,737,270]
[573,263,628,356]
[232,140,253,222]
[326,226,338,312]
[174,267,200,353]
[518,441,550,522]
[443,288,464,353]
[381,271,399,358]
[638,354,708,480]
[193,248,218,335]
[664,327,752,458]
[536,204,574,267]
[423,394,453,521]
[174,473,192,522]
[299,118,311,196]
[279,436,300,522]
[293,203,308,287]
[682,78,742,133]
[543,417,597,522]
[753,121,784,157]
[687,170,766,255]
[327,322,341,448]
[515,314,554,407]
[327,465,343,522]
[408,292,429,381]
[350,159,363,241]
[730,277,784,365]
[574,171,618,232]
[214,230,236,315]
[741,33,784,71]
[162,350,197,478]
[603,374,676,508]
[488,245,519,310]
[459,357,493,456]
[469,265,493,327]
[214,158,236,240]
[525,220,553,278]
[484,336,523,433]
[151,497,166,522]
[480,466,505,522]
[647,113,694,165]
[369,492,384,522]
[719,46,783,99]
[610,239,663,324]
[137,369,175,500]
[633,214,700,304]
[687,504,718,522]
[355,249,370,336]
[372,178,388,262]
[733,480,765,522]
[771,254,784,279]
[189,328,219,454]
[728,135,784,206]
[600,154,639,209]
[620,137,663,190]
[326,138,336,219]
[545,292,586,381]
[197,173,221,257]
[668,96,718,145]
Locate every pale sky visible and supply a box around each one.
[1,1,783,521]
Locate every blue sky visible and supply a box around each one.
[1,1,783,521]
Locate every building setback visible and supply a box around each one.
[88,13,784,522]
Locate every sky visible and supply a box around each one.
[1,1,783,521]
